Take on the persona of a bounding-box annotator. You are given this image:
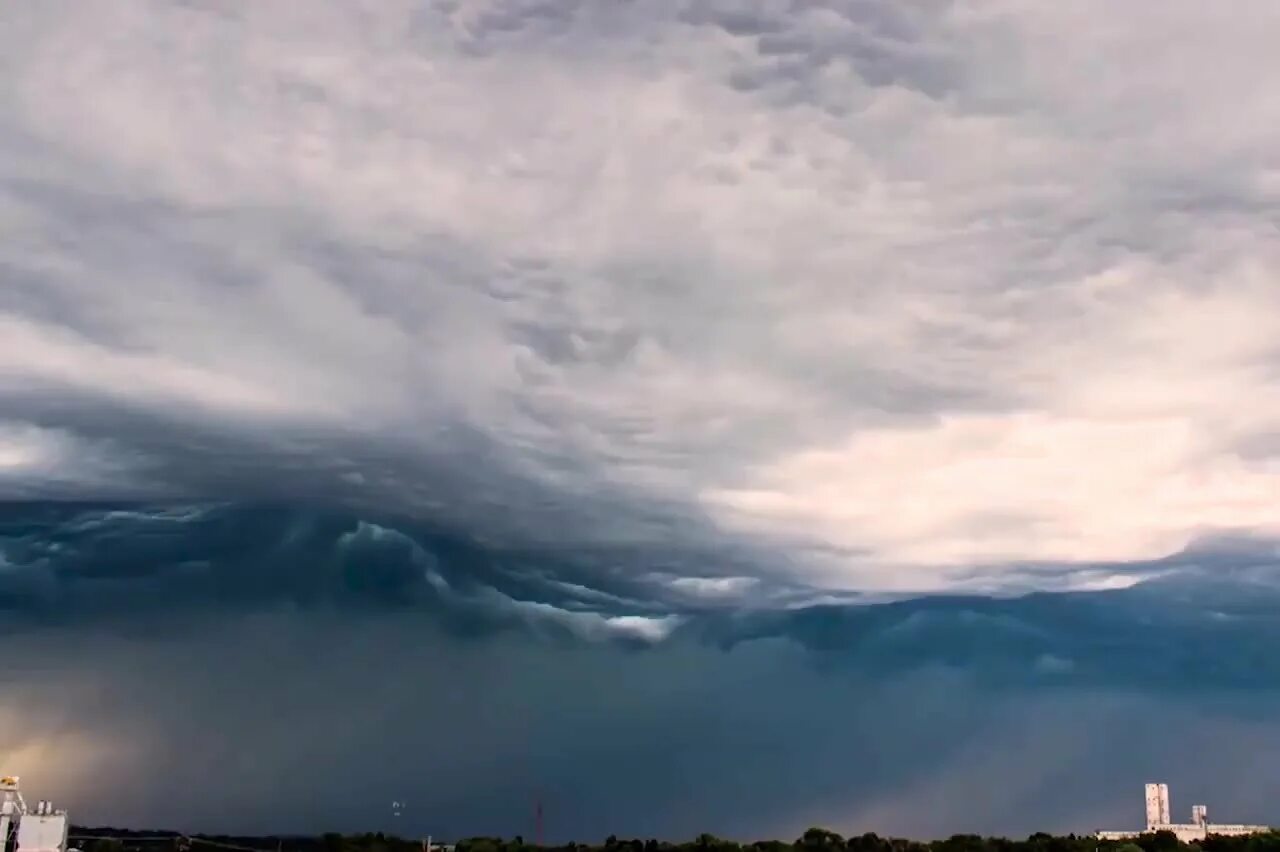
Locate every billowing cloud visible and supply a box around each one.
[3,1,1280,591]
[5,503,1280,690]
[3,503,1280,840]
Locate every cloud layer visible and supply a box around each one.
[3,503,1280,841]
[3,1,1280,592]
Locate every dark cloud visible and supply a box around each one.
[5,613,1020,841]
[0,503,777,639]
[5,502,1280,693]
[6,593,1280,842]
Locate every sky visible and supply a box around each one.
[2,0,1280,843]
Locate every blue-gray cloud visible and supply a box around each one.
[4,503,1280,841]
[5,503,1280,690]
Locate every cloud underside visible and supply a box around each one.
[5,503,1280,691]
[2,1,1280,592]
[6,605,1280,842]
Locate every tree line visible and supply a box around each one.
[71,826,1280,852]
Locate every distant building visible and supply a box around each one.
[15,803,69,852]
[1145,783,1171,828]
[1,778,70,852]
[1097,782,1271,842]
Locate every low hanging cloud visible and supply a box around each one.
[2,502,1280,840]
[6,594,1280,842]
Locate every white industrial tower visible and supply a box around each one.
[1100,783,1270,842]
[1145,782,1171,829]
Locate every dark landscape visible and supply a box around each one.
[66,829,1280,852]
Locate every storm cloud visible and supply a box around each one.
[3,0,1280,842]
[5,505,1280,840]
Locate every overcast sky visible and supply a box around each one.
[3,0,1280,843]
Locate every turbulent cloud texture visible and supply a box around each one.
[3,0,1280,841]
[4,505,1280,840]
[4,0,1280,589]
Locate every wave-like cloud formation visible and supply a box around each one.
[5,503,1280,841]
[5,502,1280,691]
[3,2,1280,592]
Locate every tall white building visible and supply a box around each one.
[1099,783,1271,842]
[1145,783,1172,829]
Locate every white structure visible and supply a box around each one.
[1146,783,1172,828]
[1098,783,1271,843]
[16,809,69,852]
[0,778,70,852]
[2,777,27,852]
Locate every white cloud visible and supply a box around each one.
[664,576,761,600]
[0,424,48,472]
[0,421,153,496]
[2,0,1279,591]
[0,314,302,417]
